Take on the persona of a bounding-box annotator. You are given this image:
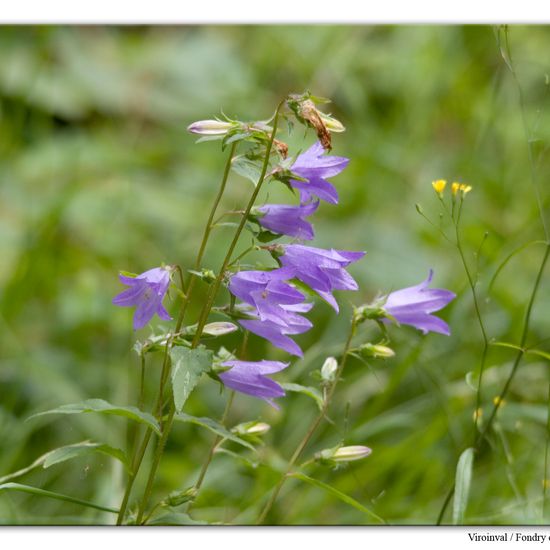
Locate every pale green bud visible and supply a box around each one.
[321,356,338,383]
[359,343,395,359]
[315,444,372,464]
[319,112,345,133]
[202,322,239,337]
[332,445,372,462]
[232,421,271,437]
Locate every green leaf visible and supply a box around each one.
[281,383,324,410]
[174,412,256,452]
[452,447,475,525]
[0,483,118,514]
[288,472,385,524]
[465,371,478,392]
[231,155,262,186]
[214,447,259,468]
[527,349,550,361]
[170,347,213,412]
[28,399,161,436]
[43,442,130,473]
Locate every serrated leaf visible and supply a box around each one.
[43,442,130,472]
[288,472,385,524]
[28,399,160,435]
[0,483,118,514]
[170,347,213,412]
[281,383,324,410]
[174,413,256,452]
[453,447,475,525]
[231,155,262,186]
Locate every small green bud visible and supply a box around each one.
[353,301,387,324]
[232,421,271,437]
[319,112,345,133]
[164,487,198,507]
[321,357,338,383]
[315,444,372,465]
[188,268,216,283]
[359,343,395,359]
[202,322,239,337]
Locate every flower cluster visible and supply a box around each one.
[224,142,365,405]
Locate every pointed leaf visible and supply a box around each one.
[0,483,118,514]
[289,472,385,524]
[231,156,262,186]
[43,442,130,472]
[452,447,475,525]
[174,413,256,452]
[28,399,160,435]
[170,347,213,412]
[281,383,324,410]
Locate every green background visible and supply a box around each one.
[1,25,550,524]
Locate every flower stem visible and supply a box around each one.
[256,316,358,525]
[115,143,238,525]
[134,104,284,524]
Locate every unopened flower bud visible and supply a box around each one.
[332,445,372,462]
[165,487,198,507]
[359,343,395,359]
[232,421,271,437]
[187,119,234,135]
[353,302,386,324]
[319,112,345,133]
[202,322,239,337]
[316,444,372,464]
[321,357,338,383]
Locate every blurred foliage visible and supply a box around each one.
[1,25,550,525]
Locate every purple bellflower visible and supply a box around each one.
[228,269,313,357]
[255,201,319,240]
[279,244,365,312]
[219,359,289,408]
[113,267,172,330]
[383,270,455,335]
[229,268,309,326]
[290,141,349,205]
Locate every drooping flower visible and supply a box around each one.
[229,268,309,327]
[382,269,455,335]
[239,316,312,358]
[113,267,172,330]
[255,201,319,240]
[289,141,349,204]
[279,244,365,311]
[219,359,289,408]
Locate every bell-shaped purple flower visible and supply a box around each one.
[229,268,308,327]
[239,314,312,358]
[279,244,365,312]
[289,141,349,204]
[255,201,319,240]
[113,267,172,330]
[383,270,455,335]
[219,359,289,408]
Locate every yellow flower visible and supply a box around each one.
[452,182,472,196]
[493,395,505,408]
[432,179,447,196]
